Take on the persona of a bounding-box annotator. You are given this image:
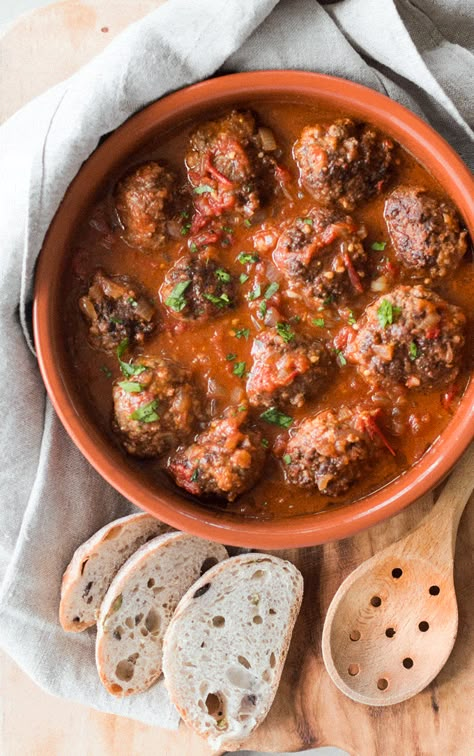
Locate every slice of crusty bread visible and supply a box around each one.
[60,513,171,632]
[95,532,228,697]
[162,553,303,752]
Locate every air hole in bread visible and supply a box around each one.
[212,616,225,627]
[269,608,276,615]
[205,692,224,719]
[145,608,160,633]
[238,655,251,669]
[251,570,265,580]
[193,583,211,599]
[125,617,134,629]
[140,627,148,637]
[72,616,80,623]
[104,525,121,541]
[201,557,219,575]
[239,713,251,722]
[113,627,123,641]
[226,665,255,689]
[147,578,155,588]
[80,558,89,576]
[269,652,276,668]
[153,586,164,595]
[110,683,123,694]
[253,615,263,624]
[115,660,135,682]
[135,613,144,625]
[262,669,271,683]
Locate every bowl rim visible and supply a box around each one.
[33,70,474,548]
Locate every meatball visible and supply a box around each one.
[294,119,396,210]
[283,407,382,496]
[161,252,236,321]
[246,327,330,409]
[273,207,368,304]
[115,162,175,250]
[112,357,202,458]
[186,110,271,224]
[168,408,265,501]
[79,269,156,352]
[384,186,468,280]
[340,285,466,389]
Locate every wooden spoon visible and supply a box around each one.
[322,442,474,706]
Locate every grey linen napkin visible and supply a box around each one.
[0,0,472,730]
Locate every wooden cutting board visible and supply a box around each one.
[1,3,473,754]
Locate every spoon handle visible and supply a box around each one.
[403,442,474,566]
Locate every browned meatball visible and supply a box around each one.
[112,357,202,458]
[294,119,396,210]
[186,110,278,226]
[115,162,175,250]
[246,326,330,409]
[384,187,469,280]
[161,252,236,320]
[79,269,155,352]
[273,207,368,304]
[340,285,466,389]
[283,406,379,496]
[168,408,265,501]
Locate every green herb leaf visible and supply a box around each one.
[409,341,418,360]
[264,282,279,300]
[335,349,347,367]
[247,283,261,301]
[130,399,159,423]
[243,219,252,228]
[116,338,147,377]
[233,361,246,378]
[283,454,292,465]
[190,469,199,482]
[301,217,313,226]
[100,365,112,378]
[260,407,293,428]
[194,184,214,195]
[165,280,191,312]
[323,294,334,305]
[226,353,237,361]
[223,226,233,233]
[377,298,401,328]
[235,328,250,340]
[237,252,259,265]
[372,241,387,251]
[117,338,129,360]
[203,292,231,308]
[110,316,123,325]
[127,297,138,308]
[258,300,267,318]
[215,268,231,283]
[118,380,143,393]
[180,210,189,219]
[239,273,249,284]
[189,242,198,253]
[276,322,295,343]
[261,438,269,448]
[312,317,325,327]
[180,223,191,236]
[348,310,356,325]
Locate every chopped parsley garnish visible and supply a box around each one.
[377,299,401,328]
[203,292,231,308]
[323,294,334,305]
[372,241,387,251]
[180,210,189,219]
[258,301,267,318]
[237,252,259,265]
[110,317,123,325]
[116,338,147,377]
[130,400,159,423]
[276,322,295,343]
[193,184,214,195]
[348,310,356,325]
[118,380,143,393]
[261,438,269,448]
[100,365,112,378]
[190,469,200,482]
[300,217,313,226]
[127,297,138,308]
[247,283,261,301]
[165,280,191,312]
[312,317,325,327]
[180,223,191,236]
[335,349,347,367]
[260,407,293,428]
[235,328,250,340]
[189,242,198,254]
[215,268,231,283]
[409,341,418,360]
[233,361,246,378]
[226,353,237,361]
[264,282,279,300]
[283,454,292,465]
[239,273,249,284]
[243,219,252,228]
[223,226,233,233]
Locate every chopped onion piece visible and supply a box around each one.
[370,275,389,292]
[258,127,277,152]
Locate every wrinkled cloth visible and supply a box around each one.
[0,0,472,729]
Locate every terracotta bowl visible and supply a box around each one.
[34,71,474,548]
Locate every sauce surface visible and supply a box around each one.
[64,100,474,520]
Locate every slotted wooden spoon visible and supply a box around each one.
[322,442,474,706]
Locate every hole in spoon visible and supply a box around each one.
[348,664,359,676]
[377,678,389,690]
[429,585,440,596]
[349,630,361,642]
[418,621,429,632]
[391,567,403,579]
[370,596,382,607]
[403,657,414,669]
[385,627,396,638]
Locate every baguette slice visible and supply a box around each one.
[60,513,171,632]
[96,532,228,696]
[162,553,303,752]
